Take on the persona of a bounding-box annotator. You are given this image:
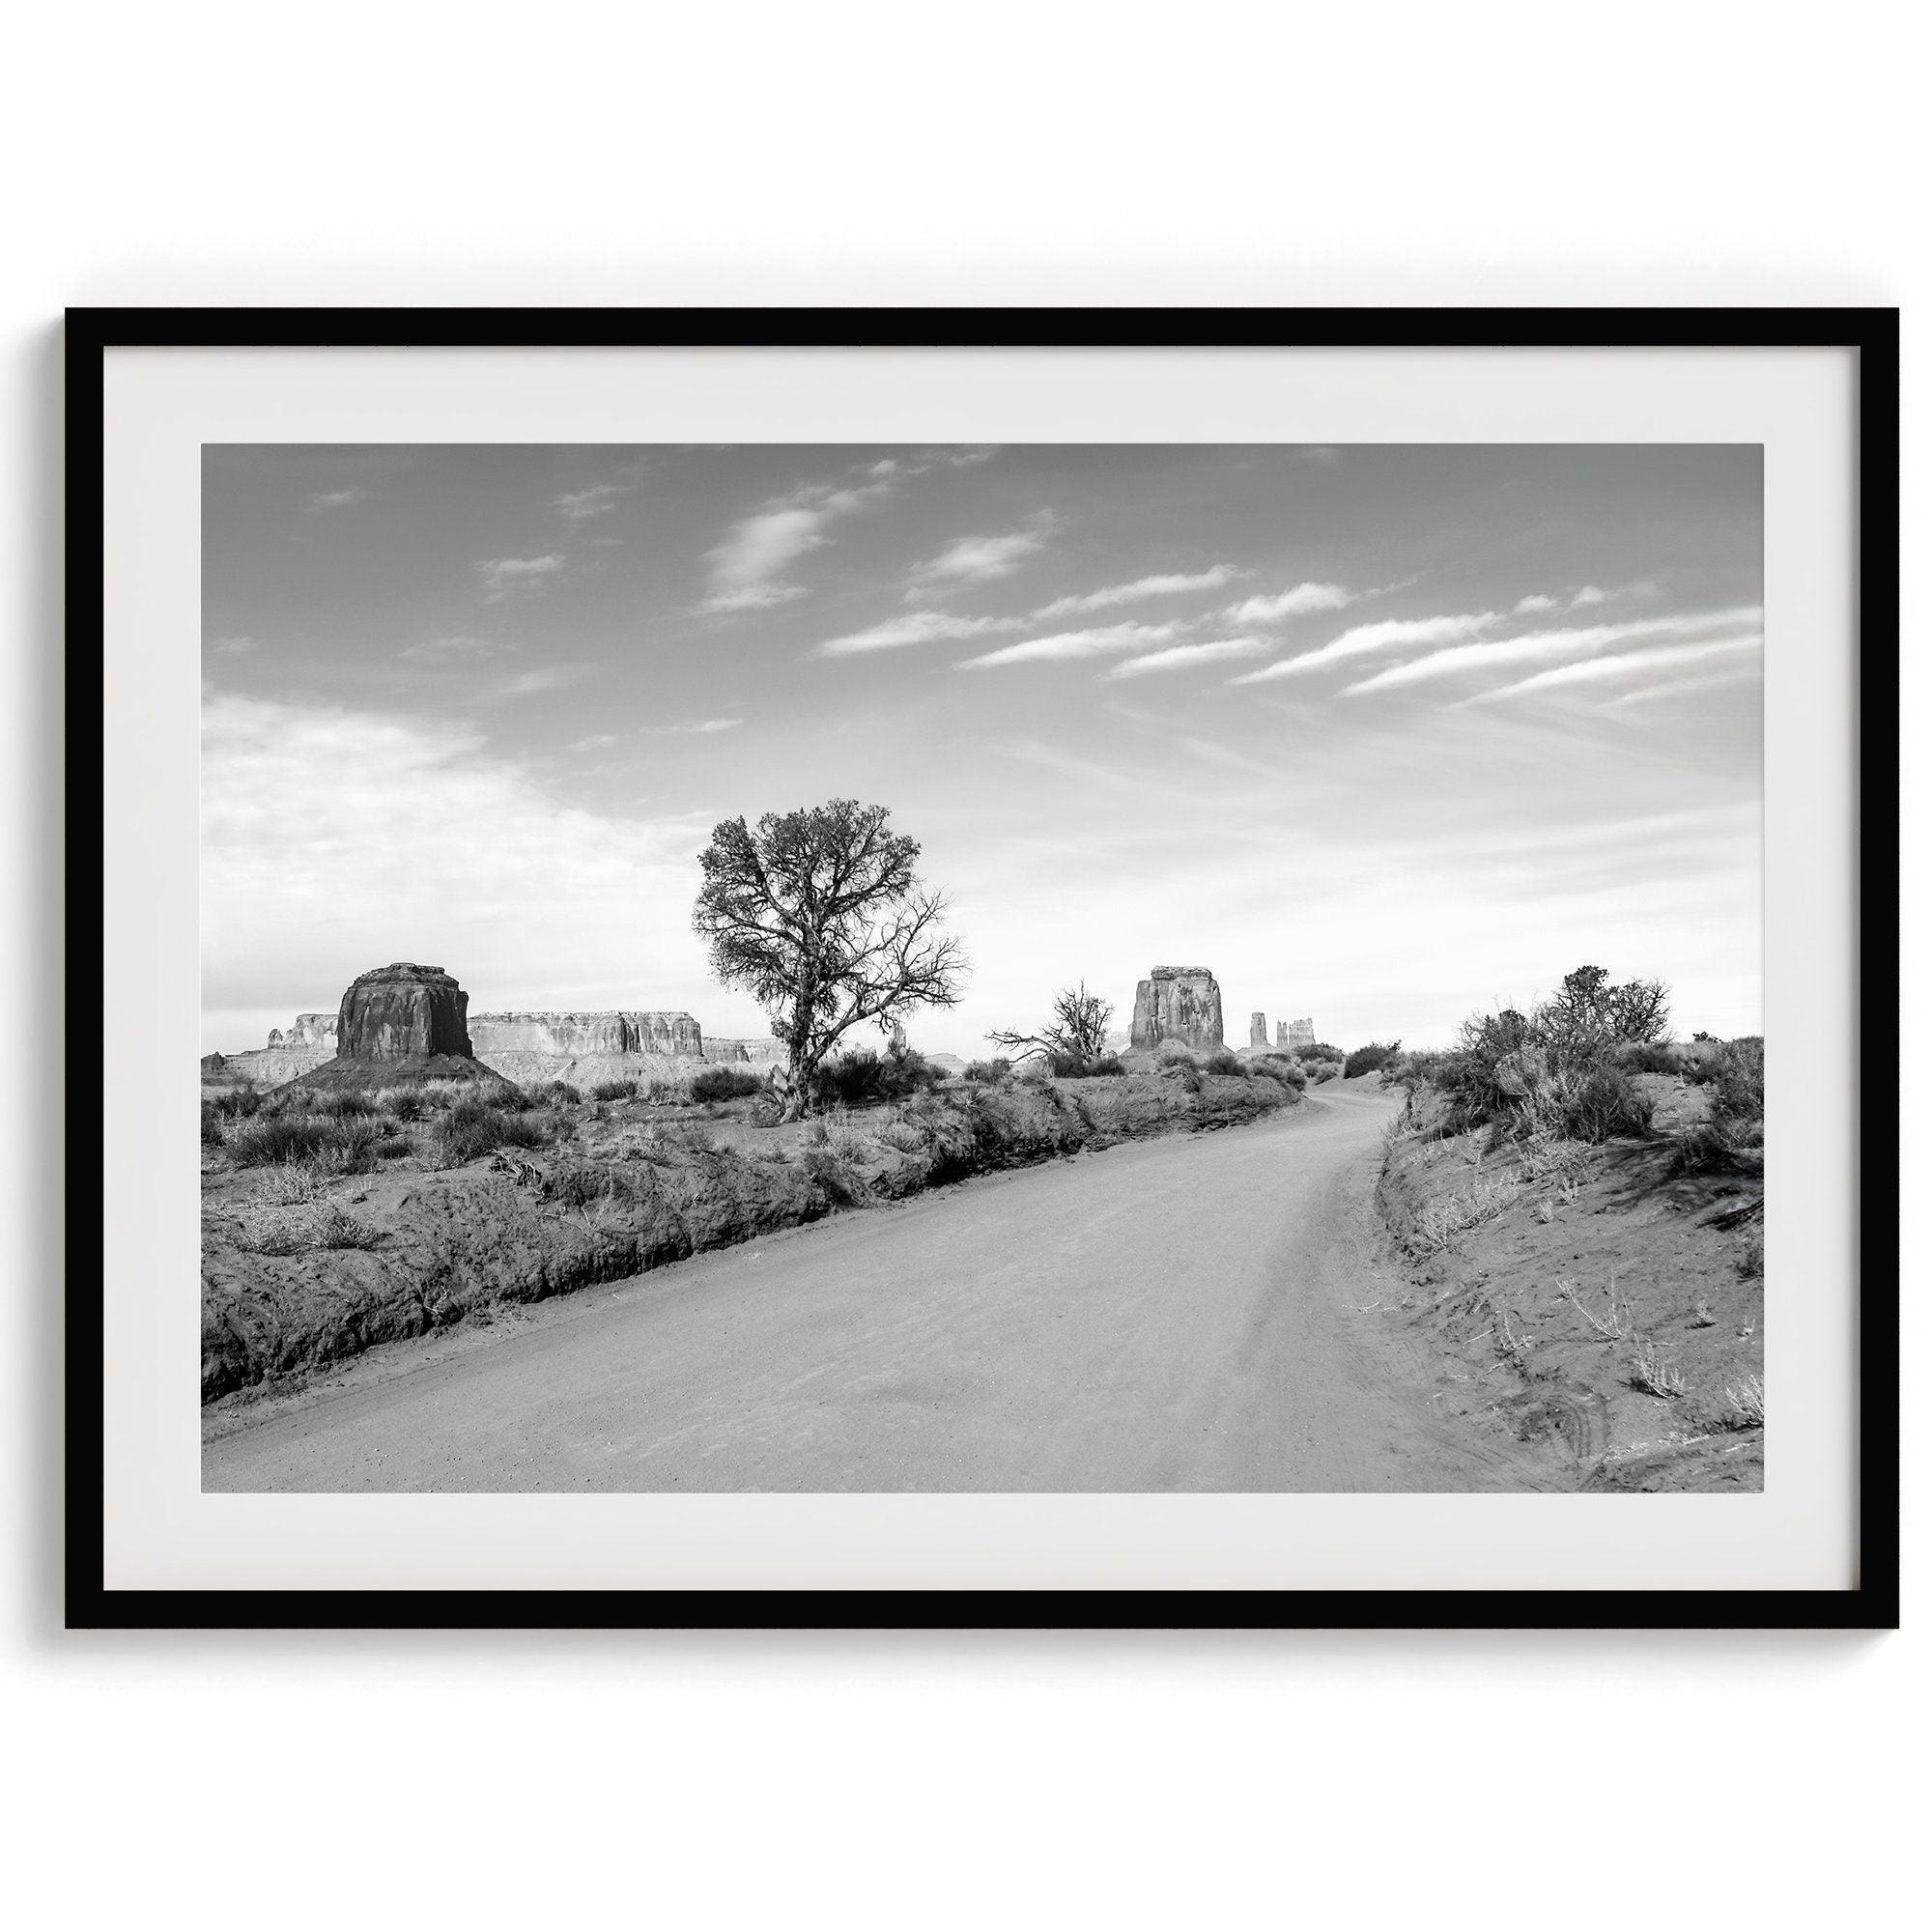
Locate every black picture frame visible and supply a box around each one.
[67,306,1900,1632]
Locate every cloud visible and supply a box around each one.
[1517,585,1611,615]
[1611,666,1763,707]
[1223,582,1355,626]
[1230,611,1501,685]
[305,488,366,512]
[701,450,995,615]
[1033,566,1245,620]
[562,732,618,753]
[200,693,714,1037]
[500,666,587,697]
[1467,635,1762,704]
[400,634,521,661]
[208,636,256,655]
[812,611,1025,659]
[475,554,567,602]
[1342,608,1764,696]
[1104,636,1269,680]
[956,622,1180,670]
[643,718,743,736]
[551,482,630,523]
[910,526,1050,592]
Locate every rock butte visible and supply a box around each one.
[1250,1010,1267,1047]
[1129,965,1224,1050]
[294,962,515,1094]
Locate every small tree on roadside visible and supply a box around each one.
[1535,964,1670,1059]
[986,981,1115,1065]
[692,799,967,1119]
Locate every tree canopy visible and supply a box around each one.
[692,799,966,1116]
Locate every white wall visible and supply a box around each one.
[3,4,1918,1926]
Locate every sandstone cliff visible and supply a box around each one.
[1129,965,1225,1049]
[469,1010,703,1058]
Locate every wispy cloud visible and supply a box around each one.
[208,635,256,655]
[475,554,567,602]
[1468,635,1762,705]
[305,488,366,512]
[956,622,1180,670]
[703,448,999,615]
[1516,585,1611,615]
[1343,608,1764,696]
[401,634,522,661]
[812,611,1024,659]
[911,524,1051,594]
[1611,666,1763,707]
[1105,636,1268,680]
[1034,565,1245,621]
[643,717,743,736]
[500,666,587,697]
[1223,582,1355,626]
[1230,611,1501,685]
[551,481,630,523]
[562,732,617,753]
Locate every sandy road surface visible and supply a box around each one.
[203,1084,1562,1492]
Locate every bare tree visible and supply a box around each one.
[987,981,1115,1065]
[692,799,967,1119]
[1535,964,1671,1057]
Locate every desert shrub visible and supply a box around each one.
[1302,1059,1343,1085]
[1155,1040,1198,1068]
[241,1201,384,1256]
[1252,1054,1308,1091]
[373,1132,412,1160]
[1664,1121,1763,1178]
[530,1080,584,1108]
[205,1084,265,1120]
[381,1089,427,1122]
[1297,1042,1343,1061]
[228,1114,382,1173]
[962,1058,1011,1083]
[1612,1039,1680,1075]
[1165,1058,1204,1095]
[590,1078,638,1101]
[304,1090,378,1119]
[876,1122,928,1155]
[642,1072,692,1104]
[200,1105,225,1149]
[1555,1065,1655,1142]
[1343,1040,1402,1079]
[810,1043,945,1109]
[691,1065,765,1103]
[1198,1047,1245,1075]
[1710,1037,1765,1123]
[436,1099,550,1169]
[1044,1049,1126,1078]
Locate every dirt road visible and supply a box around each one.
[203,1083,1564,1492]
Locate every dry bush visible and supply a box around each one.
[590,1078,638,1101]
[239,1200,383,1255]
[228,1114,384,1173]
[1721,1375,1766,1428]
[691,1065,766,1102]
[1415,1176,1514,1248]
[1624,1336,1687,1398]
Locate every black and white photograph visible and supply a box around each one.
[196,438,1770,1496]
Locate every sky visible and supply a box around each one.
[201,442,1764,1057]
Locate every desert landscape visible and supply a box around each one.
[198,440,1766,1493]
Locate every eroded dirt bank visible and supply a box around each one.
[1375,1096,1764,1492]
[202,1068,1297,1404]
[204,1083,1564,1492]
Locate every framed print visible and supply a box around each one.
[70,307,1898,1628]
